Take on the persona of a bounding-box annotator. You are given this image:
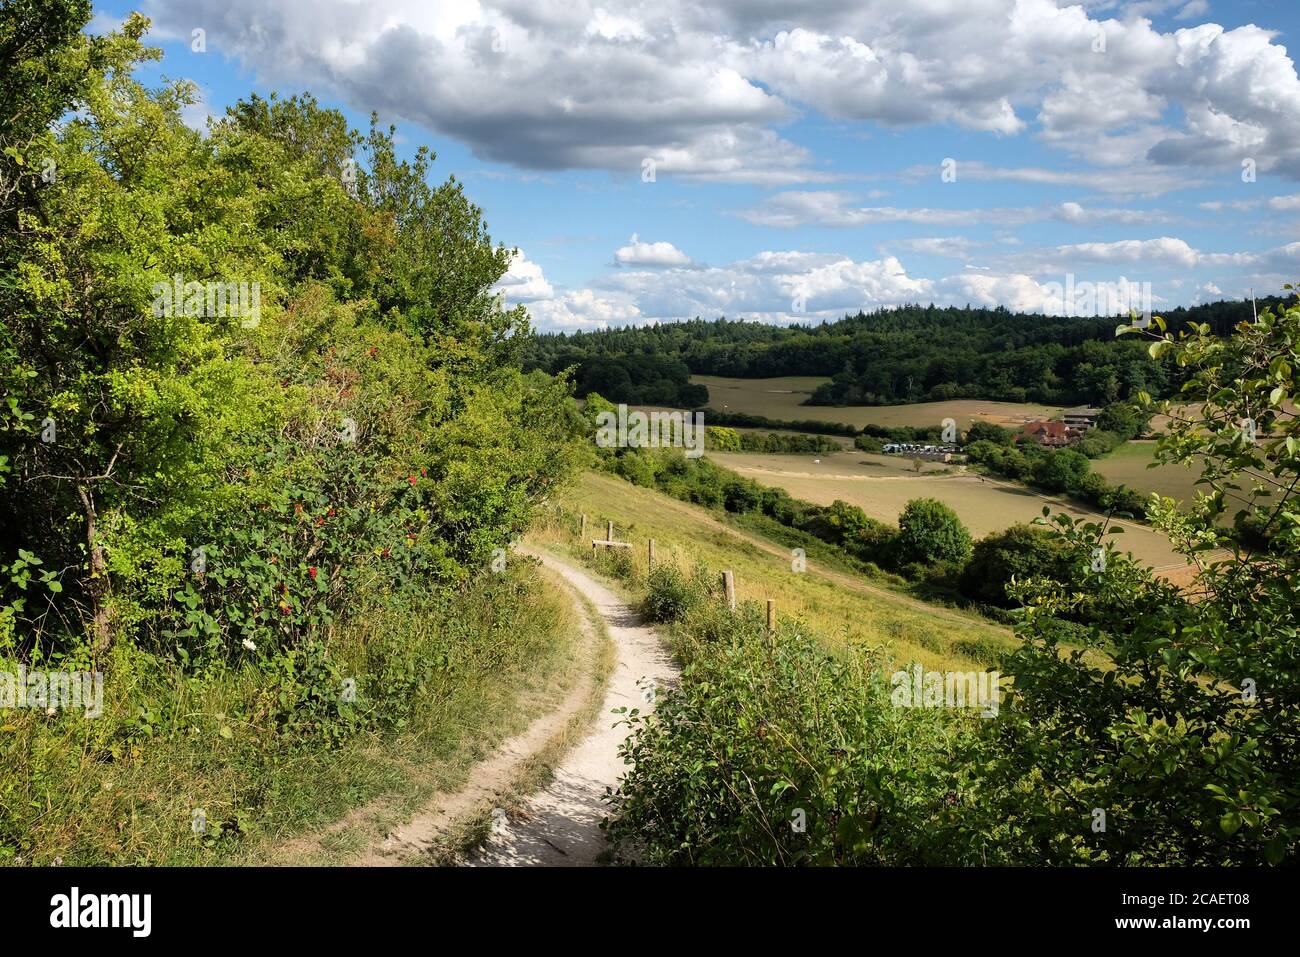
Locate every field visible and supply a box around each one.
[539,472,1016,672]
[694,375,1064,430]
[1092,440,1208,504]
[708,449,1189,571]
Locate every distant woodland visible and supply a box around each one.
[524,298,1282,408]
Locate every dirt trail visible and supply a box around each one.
[464,549,676,866]
[270,547,670,867]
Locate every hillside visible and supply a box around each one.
[524,299,1283,410]
[537,471,1014,671]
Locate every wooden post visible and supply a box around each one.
[580,513,587,540]
[647,538,655,570]
[723,570,735,612]
[766,599,776,634]
[606,520,614,542]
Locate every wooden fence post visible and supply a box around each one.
[647,538,655,570]
[580,513,587,540]
[606,520,614,542]
[723,570,736,612]
[767,599,776,634]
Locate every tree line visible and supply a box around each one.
[525,299,1284,408]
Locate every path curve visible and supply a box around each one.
[464,548,676,866]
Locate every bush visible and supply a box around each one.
[1075,429,1123,459]
[606,618,972,865]
[895,498,972,566]
[641,564,707,623]
[959,524,1069,607]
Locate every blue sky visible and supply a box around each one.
[92,1,1300,329]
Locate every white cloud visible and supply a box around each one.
[737,191,1172,229]
[492,251,554,302]
[614,234,693,267]
[1056,236,1201,268]
[143,0,1300,180]
[889,237,974,258]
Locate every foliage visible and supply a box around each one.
[0,12,586,659]
[706,427,841,454]
[958,524,1072,608]
[964,421,1014,446]
[605,605,974,865]
[527,300,1278,410]
[895,498,973,566]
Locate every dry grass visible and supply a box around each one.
[693,375,1064,430]
[535,472,1016,672]
[708,450,1188,570]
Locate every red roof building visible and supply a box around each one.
[1019,419,1082,447]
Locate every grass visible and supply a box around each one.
[694,375,1063,430]
[1092,440,1209,505]
[710,448,953,477]
[1,558,587,866]
[706,449,1186,570]
[534,471,1016,672]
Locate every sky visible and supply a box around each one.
[90,0,1300,330]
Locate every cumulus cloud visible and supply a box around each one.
[503,235,1297,329]
[492,251,554,302]
[142,0,1300,180]
[1056,236,1201,268]
[614,234,693,267]
[500,247,937,327]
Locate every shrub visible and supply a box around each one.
[959,524,1069,607]
[895,498,972,566]
[641,564,706,623]
[606,619,972,865]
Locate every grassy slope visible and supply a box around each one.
[535,471,1015,672]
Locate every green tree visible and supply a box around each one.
[964,420,1013,446]
[958,524,1069,607]
[895,498,972,566]
[1032,449,1091,492]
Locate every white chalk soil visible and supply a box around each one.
[464,549,676,866]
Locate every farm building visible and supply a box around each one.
[1061,407,1102,432]
[1019,419,1083,448]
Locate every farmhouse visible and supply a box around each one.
[1018,419,1082,448]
